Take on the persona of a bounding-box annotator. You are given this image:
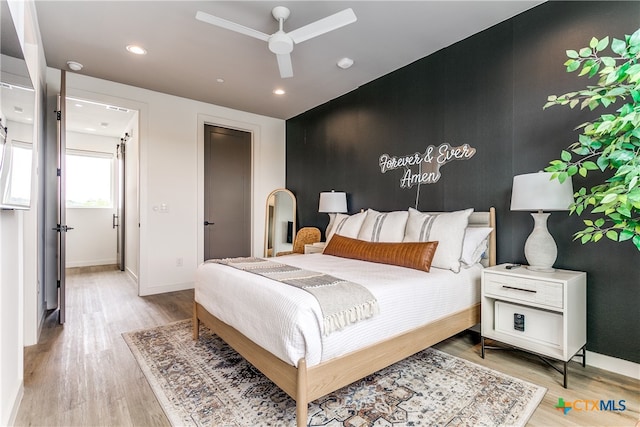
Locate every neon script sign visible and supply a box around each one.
[379,143,476,189]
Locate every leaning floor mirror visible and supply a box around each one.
[264,188,296,257]
[0,14,36,210]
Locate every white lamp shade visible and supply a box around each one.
[318,191,347,213]
[511,172,574,211]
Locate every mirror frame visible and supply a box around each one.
[264,188,296,257]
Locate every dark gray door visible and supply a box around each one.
[204,125,251,260]
[55,70,71,324]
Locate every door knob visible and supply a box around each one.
[204,221,215,226]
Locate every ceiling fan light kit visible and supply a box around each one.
[196,6,357,79]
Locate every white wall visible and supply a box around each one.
[45,71,286,296]
[1,122,33,424]
[66,208,118,267]
[124,114,140,281]
[0,211,25,426]
[0,0,46,424]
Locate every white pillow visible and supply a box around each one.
[327,211,366,242]
[461,227,493,266]
[403,208,473,272]
[357,209,408,242]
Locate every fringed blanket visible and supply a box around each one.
[208,257,379,336]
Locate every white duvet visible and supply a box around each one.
[195,253,482,367]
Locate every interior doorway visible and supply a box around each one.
[203,125,251,260]
[44,74,142,322]
[64,96,139,277]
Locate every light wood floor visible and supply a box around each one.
[434,333,639,426]
[16,266,192,426]
[15,266,639,426]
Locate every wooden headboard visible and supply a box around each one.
[468,207,497,267]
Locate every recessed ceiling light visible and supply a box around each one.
[273,89,286,95]
[67,61,83,71]
[216,78,224,83]
[126,45,147,55]
[337,57,354,69]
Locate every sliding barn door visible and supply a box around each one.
[115,139,126,271]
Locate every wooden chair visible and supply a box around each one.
[276,227,321,256]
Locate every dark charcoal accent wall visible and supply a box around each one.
[286,1,640,364]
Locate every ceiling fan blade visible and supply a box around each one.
[196,11,270,42]
[276,53,293,78]
[288,8,357,44]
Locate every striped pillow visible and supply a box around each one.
[403,208,473,273]
[357,209,408,242]
[327,211,367,242]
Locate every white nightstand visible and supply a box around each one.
[481,264,587,388]
[304,242,326,254]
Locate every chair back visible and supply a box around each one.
[292,227,321,253]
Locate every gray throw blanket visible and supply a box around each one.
[208,257,379,336]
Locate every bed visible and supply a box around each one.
[193,207,496,426]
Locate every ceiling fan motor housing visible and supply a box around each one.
[269,32,294,54]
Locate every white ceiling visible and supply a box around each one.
[6,1,545,137]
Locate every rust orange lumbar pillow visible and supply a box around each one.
[323,234,439,272]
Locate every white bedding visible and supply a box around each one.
[195,253,482,367]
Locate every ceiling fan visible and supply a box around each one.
[196,6,357,79]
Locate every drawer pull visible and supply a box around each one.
[502,285,537,293]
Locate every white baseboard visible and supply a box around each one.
[6,382,24,426]
[138,281,193,296]
[125,266,138,284]
[586,351,640,379]
[37,305,46,340]
[66,258,117,268]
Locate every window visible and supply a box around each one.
[66,149,114,208]
[0,140,33,208]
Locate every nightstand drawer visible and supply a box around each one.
[484,274,563,309]
[495,301,563,347]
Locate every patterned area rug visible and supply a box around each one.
[123,320,545,427]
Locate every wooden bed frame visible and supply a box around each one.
[193,207,496,427]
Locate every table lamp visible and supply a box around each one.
[510,172,574,271]
[319,190,347,236]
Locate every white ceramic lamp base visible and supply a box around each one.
[524,212,557,272]
[325,213,337,237]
